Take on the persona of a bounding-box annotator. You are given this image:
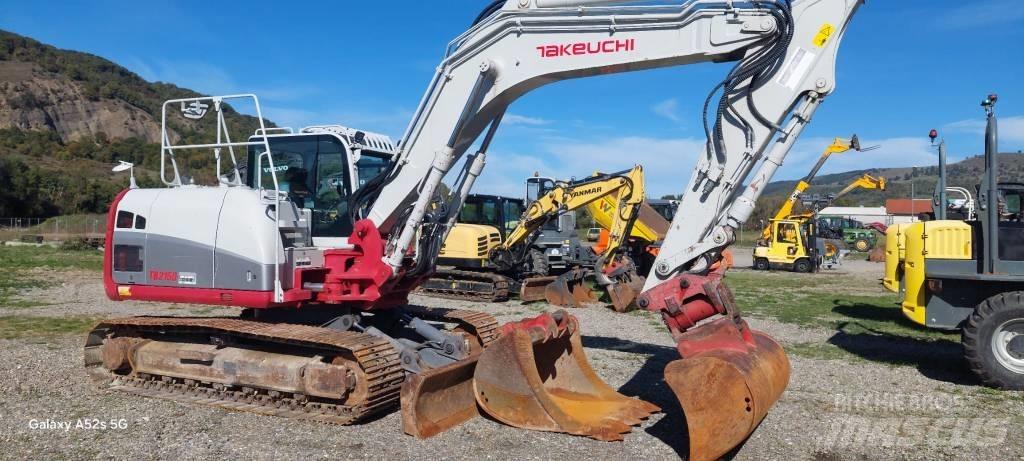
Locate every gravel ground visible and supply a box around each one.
[1,263,1022,460]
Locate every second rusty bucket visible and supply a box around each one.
[472,310,660,441]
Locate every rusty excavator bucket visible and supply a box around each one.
[543,268,598,308]
[473,310,660,440]
[665,317,791,461]
[544,262,645,312]
[402,310,659,441]
[519,275,559,302]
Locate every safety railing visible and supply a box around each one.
[158,94,285,302]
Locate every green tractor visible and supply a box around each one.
[816,215,878,252]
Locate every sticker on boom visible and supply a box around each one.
[812,23,834,48]
[537,39,635,58]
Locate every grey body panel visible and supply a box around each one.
[924,259,1024,329]
[113,232,276,291]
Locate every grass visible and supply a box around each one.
[0,245,102,307]
[725,270,964,370]
[725,271,952,340]
[0,314,100,340]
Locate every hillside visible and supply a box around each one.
[0,30,273,217]
[737,152,1024,228]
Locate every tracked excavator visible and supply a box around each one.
[86,1,862,460]
[494,166,650,311]
[419,166,644,304]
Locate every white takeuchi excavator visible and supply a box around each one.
[86,1,862,460]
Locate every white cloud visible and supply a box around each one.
[944,115,1024,144]
[260,105,412,136]
[652,98,682,123]
[503,113,550,126]
[473,134,946,200]
[474,136,705,199]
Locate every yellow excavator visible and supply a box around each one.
[423,166,648,311]
[753,135,885,271]
[514,166,649,311]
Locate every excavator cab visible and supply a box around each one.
[244,126,399,248]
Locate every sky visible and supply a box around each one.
[2,0,1023,197]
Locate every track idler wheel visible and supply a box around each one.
[473,310,660,441]
[664,317,790,461]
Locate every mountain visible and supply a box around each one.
[0,30,273,217]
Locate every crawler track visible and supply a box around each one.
[84,307,499,424]
[417,269,512,302]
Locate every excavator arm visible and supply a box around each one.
[834,172,886,199]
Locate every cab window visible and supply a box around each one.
[1000,190,1022,222]
[460,202,483,224]
[777,222,798,244]
[248,137,318,207]
[503,200,523,234]
[313,138,349,236]
[247,135,356,238]
[355,154,389,187]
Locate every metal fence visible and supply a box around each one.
[0,216,106,241]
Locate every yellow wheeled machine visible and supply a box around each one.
[753,135,884,272]
[899,96,1023,389]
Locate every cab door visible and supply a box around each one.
[773,221,800,263]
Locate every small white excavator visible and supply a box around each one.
[87,1,863,460]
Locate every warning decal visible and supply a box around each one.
[812,23,835,48]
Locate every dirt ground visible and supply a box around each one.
[0,249,1021,461]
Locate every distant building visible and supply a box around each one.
[885,199,934,224]
[818,206,891,225]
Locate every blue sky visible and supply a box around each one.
[2,0,1023,197]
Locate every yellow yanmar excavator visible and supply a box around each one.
[505,166,649,311]
[420,166,647,307]
[86,2,863,460]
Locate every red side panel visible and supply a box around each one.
[103,189,131,301]
[112,285,280,309]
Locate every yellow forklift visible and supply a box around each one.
[752,135,883,272]
[899,95,1023,389]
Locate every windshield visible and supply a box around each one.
[355,153,389,188]
[460,197,499,226]
[247,134,356,237]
